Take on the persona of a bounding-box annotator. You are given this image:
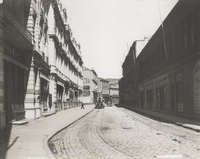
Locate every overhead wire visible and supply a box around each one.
[158,0,168,60]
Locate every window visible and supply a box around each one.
[161,44,165,62]
[181,22,187,49]
[188,16,194,45]
[157,48,159,66]
[167,34,173,58]
[175,26,180,53]
[156,49,159,67]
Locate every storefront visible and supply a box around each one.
[74,90,79,102]
[139,85,145,109]
[3,38,32,123]
[169,73,184,112]
[0,2,33,129]
[4,59,25,122]
[194,60,200,115]
[155,87,165,110]
[155,77,167,110]
[40,77,49,112]
[56,82,64,111]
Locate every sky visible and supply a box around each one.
[61,0,178,79]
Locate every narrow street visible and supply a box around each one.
[1,1,200,159]
[49,106,200,159]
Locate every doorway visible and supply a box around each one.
[4,60,24,123]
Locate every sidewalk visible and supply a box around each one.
[122,105,200,132]
[0,104,95,159]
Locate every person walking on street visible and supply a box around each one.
[81,102,84,109]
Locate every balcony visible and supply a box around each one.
[42,52,45,60]
[92,78,98,85]
[46,56,49,64]
[41,52,49,64]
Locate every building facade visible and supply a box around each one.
[120,0,200,117]
[97,77,109,103]
[120,38,149,107]
[0,0,33,129]
[24,0,51,120]
[82,67,98,104]
[0,0,83,130]
[48,1,83,113]
[107,78,119,104]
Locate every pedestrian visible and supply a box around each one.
[81,102,84,109]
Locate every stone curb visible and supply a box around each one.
[120,105,200,133]
[43,108,95,159]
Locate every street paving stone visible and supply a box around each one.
[0,105,95,159]
[50,106,200,159]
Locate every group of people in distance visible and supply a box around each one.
[95,96,105,109]
[81,95,112,109]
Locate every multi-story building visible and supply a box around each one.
[48,1,83,112]
[0,1,33,129]
[107,78,120,104]
[0,0,83,130]
[25,0,83,119]
[120,0,200,118]
[24,0,51,120]
[97,77,109,103]
[82,67,98,104]
[119,38,149,106]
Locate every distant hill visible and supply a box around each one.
[106,78,120,88]
[106,78,120,82]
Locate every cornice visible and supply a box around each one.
[3,3,32,43]
[50,0,83,66]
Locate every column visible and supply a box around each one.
[35,69,41,118]
[49,75,56,113]
[153,81,156,109]
[165,76,170,111]
[24,57,36,119]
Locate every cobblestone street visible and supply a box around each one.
[49,106,200,159]
[1,1,200,159]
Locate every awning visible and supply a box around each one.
[57,81,64,87]
[40,73,50,82]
